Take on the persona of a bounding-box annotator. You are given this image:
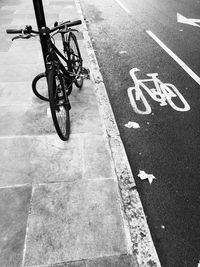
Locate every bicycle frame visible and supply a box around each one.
[32,0,71,82]
[48,38,70,75]
[7,0,85,140]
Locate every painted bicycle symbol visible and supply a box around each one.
[127,68,190,114]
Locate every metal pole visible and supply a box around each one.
[32,0,49,70]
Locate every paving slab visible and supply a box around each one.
[83,133,115,179]
[0,185,32,267]
[24,179,129,266]
[0,64,44,83]
[0,34,12,52]
[0,51,41,64]
[0,135,83,187]
[0,82,33,105]
[1,5,33,11]
[0,9,15,18]
[13,11,58,20]
[70,101,104,134]
[69,80,98,104]
[8,42,42,57]
[59,6,80,22]
[0,1,18,7]
[0,18,12,26]
[0,103,53,136]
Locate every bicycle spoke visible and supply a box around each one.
[48,69,70,140]
[67,32,83,88]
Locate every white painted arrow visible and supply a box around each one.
[177,13,200,27]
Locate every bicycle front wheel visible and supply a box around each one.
[48,69,70,141]
[67,32,83,88]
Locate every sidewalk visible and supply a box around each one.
[0,0,160,266]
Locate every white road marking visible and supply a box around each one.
[146,30,200,85]
[177,13,200,28]
[114,0,130,14]
[128,68,190,114]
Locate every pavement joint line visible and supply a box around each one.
[0,177,118,190]
[75,0,161,265]
[0,132,101,140]
[23,253,134,267]
[0,134,54,139]
[22,252,133,267]
[0,104,32,107]
[30,177,117,188]
[0,183,32,189]
[80,133,85,179]
[22,185,35,267]
[0,81,32,84]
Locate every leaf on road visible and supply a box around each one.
[125,121,140,129]
[138,170,156,184]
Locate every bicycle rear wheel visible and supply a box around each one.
[67,32,83,88]
[32,72,49,101]
[48,68,70,141]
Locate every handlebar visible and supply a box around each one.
[52,19,82,32]
[6,19,82,35]
[6,28,39,34]
[6,29,24,34]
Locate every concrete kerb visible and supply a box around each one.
[75,0,161,266]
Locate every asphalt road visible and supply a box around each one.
[80,0,200,266]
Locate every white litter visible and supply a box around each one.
[138,170,156,184]
[119,50,127,54]
[125,121,140,129]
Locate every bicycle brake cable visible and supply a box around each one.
[12,33,37,41]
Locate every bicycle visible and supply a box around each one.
[127,68,190,115]
[6,0,89,141]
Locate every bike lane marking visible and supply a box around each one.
[146,30,200,86]
[127,68,190,115]
[114,0,130,14]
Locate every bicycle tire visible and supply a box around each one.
[67,31,83,88]
[32,72,49,101]
[48,68,70,141]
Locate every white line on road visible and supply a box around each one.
[146,30,200,85]
[114,0,130,14]
[177,13,200,28]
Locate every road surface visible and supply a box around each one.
[80,0,200,266]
